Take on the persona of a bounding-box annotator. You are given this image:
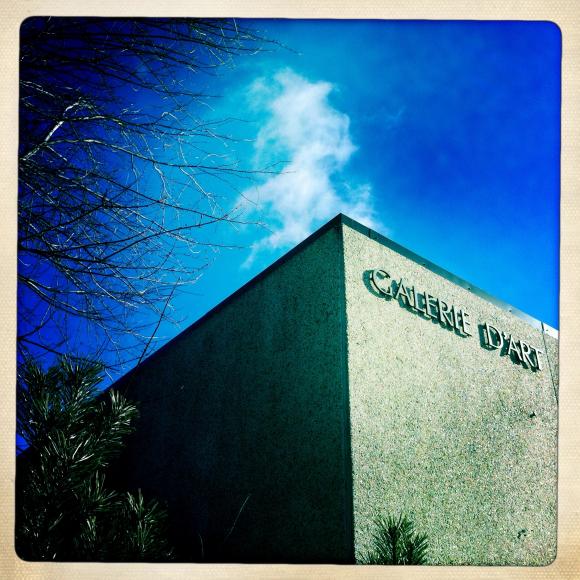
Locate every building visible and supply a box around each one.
[111,214,558,565]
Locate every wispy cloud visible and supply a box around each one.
[241,69,382,266]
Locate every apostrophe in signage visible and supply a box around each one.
[369,269,543,372]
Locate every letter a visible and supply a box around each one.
[394,278,411,306]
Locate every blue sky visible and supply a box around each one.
[160,19,560,342]
[16,19,560,454]
[17,18,561,377]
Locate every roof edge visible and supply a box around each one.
[113,214,346,383]
[337,213,558,338]
[115,212,557,385]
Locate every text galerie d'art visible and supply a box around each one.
[369,269,545,373]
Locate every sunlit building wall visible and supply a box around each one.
[112,214,558,564]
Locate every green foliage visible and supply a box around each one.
[362,514,429,565]
[16,356,173,561]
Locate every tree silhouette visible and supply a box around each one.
[18,17,275,370]
[362,514,429,565]
[16,356,173,561]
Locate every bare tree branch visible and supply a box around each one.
[18,17,275,370]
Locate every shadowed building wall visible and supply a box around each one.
[111,214,558,565]
[112,223,354,563]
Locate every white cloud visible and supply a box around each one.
[241,69,383,267]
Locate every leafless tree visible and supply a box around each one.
[18,17,275,371]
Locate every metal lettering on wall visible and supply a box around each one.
[369,269,544,372]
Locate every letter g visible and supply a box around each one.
[370,269,393,296]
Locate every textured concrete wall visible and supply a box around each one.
[342,221,558,565]
[113,223,353,563]
[111,215,558,565]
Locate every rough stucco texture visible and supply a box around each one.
[342,222,558,565]
[112,224,352,563]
